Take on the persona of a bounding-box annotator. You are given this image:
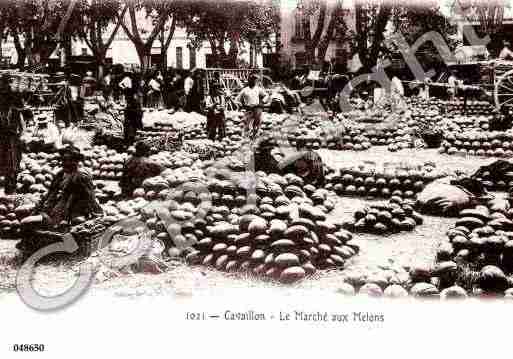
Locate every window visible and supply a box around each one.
[189,47,196,69]
[176,47,183,69]
[81,48,88,56]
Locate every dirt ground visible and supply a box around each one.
[0,147,500,301]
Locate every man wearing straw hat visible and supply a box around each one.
[31,145,103,226]
[0,73,26,195]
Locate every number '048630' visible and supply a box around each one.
[13,344,45,352]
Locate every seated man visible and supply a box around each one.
[35,145,103,226]
[254,137,325,187]
[119,141,164,197]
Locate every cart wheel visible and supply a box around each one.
[495,69,513,111]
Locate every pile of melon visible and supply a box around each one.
[343,197,423,234]
[0,195,38,236]
[148,151,202,170]
[128,168,351,283]
[366,124,412,147]
[16,152,60,196]
[440,130,513,157]
[442,204,513,275]
[88,152,127,180]
[186,205,359,283]
[325,163,441,199]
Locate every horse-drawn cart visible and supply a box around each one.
[412,60,513,113]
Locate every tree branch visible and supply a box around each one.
[311,0,327,47]
[105,4,128,50]
[164,16,177,51]
[145,6,170,46]
[127,1,143,45]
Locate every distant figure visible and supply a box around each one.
[206,103,226,141]
[120,70,143,147]
[119,141,164,197]
[184,68,203,113]
[147,72,163,108]
[209,71,224,106]
[101,69,113,100]
[447,70,461,101]
[0,74,26,194]
[235,74,269,140]
[166,70,182,110]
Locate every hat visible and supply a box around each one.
[58,145,84,161]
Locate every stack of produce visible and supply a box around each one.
[84,149,127,181]
[186,205,359,283]
[16,152,60,196]
[325,126,372,151]
[366,124,412,147]
[0,195,38,237]
[442,204,513,271]
[343,197,423,234]
[325,163,441,199]
[440,130,513,157]
[387,134,415,152]
[177,124,208,141]
[148,151,203,171]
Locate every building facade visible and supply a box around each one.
[1,10,267,71]
[278,0,355,69]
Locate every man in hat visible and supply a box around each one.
[0,73,26,194]
[254,137,324,187]
[119,141,164,197]
[28,114,61,152]
[35,145,102,226]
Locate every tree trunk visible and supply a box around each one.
[136,46,152,73]
[317,6,342,63]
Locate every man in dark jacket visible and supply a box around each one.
[254,137,325,187]
[0,74,26,194]
[36,145,103,225]
[119,141,164,197]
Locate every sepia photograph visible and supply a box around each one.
[0,0,512,357]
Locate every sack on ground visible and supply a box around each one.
[416,179,479,216]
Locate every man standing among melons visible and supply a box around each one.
[235,74,269,140]
[0,74,26,195]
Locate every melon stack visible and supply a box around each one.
[184,202,359,284]
[343,197,423,234]
[442,205,513,274]
[0,196,38,236]
[440,131,513,157]
[325,163,440,199]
